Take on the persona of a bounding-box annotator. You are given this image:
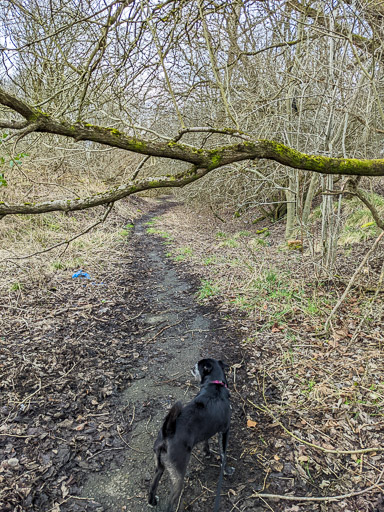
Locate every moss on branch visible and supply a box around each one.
[2,86,384,177]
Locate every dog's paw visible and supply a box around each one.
[148,494,159,507]
[224,466,235,476]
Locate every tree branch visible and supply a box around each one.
[0,89,37,121]
[2,87,384,182]
[0,119,30,130]
[0,166,208,217]
[353,188,384,230]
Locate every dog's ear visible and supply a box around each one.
[218,360,228,370]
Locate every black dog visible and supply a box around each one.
[148,358,233,512]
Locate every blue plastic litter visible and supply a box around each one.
[72,270,91,280]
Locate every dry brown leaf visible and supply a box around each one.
[74,423,87,431]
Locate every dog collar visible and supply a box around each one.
[210,380,228,388]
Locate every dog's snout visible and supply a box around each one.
[191,363,201,382]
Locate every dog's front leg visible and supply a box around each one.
[219,431,235,476]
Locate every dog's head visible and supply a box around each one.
[191,358,228,386]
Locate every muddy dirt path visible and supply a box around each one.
[80,199,244,512]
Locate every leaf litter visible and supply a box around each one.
[1,197,384,511]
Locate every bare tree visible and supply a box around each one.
[1,0,384,236]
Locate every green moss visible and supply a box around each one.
[83,123,123,138]
[129,140,146,150]
[28,107,50,123]
[167,141,204,154]
[207,149,222,169]
[34,108,50,118]
[265,140,384,175]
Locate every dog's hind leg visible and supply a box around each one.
[219,431,235,476]
[165,452,190,512]
[148,455,164,507]
[166,476,184,512]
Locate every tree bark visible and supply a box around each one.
[302,174,318,226]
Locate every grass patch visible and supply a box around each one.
[196,279,220,301]
[50,257,85,271]
[232,268,332,330]
[119,222,134,239]
[219,238,239,248]
[311,193,384,246]
[10,282,23,292]
[340,193,384,243]
[0,201,137,295]
[248,238,269,249]
[235,230,252,237]
[146,227,173,240]
[203,256,218,265]
[144,216,160,226]
[173,246,193,261]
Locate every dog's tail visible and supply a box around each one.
[162,401,183,437]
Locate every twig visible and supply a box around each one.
[86,447,124,460]
[0,433,35,438]
[129,405,135,427]
[253,465,384,501]
[147,320,183,342]
[172,126,249,143]
[248,399,384,455]
[11,363,78,405]
[257,496,275,512]
[47,495,96,511]
[121,309,145,324]
[154,372,181,385]
[209,204,226,223]
[131,155,150,180]
[15,379,42,405]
